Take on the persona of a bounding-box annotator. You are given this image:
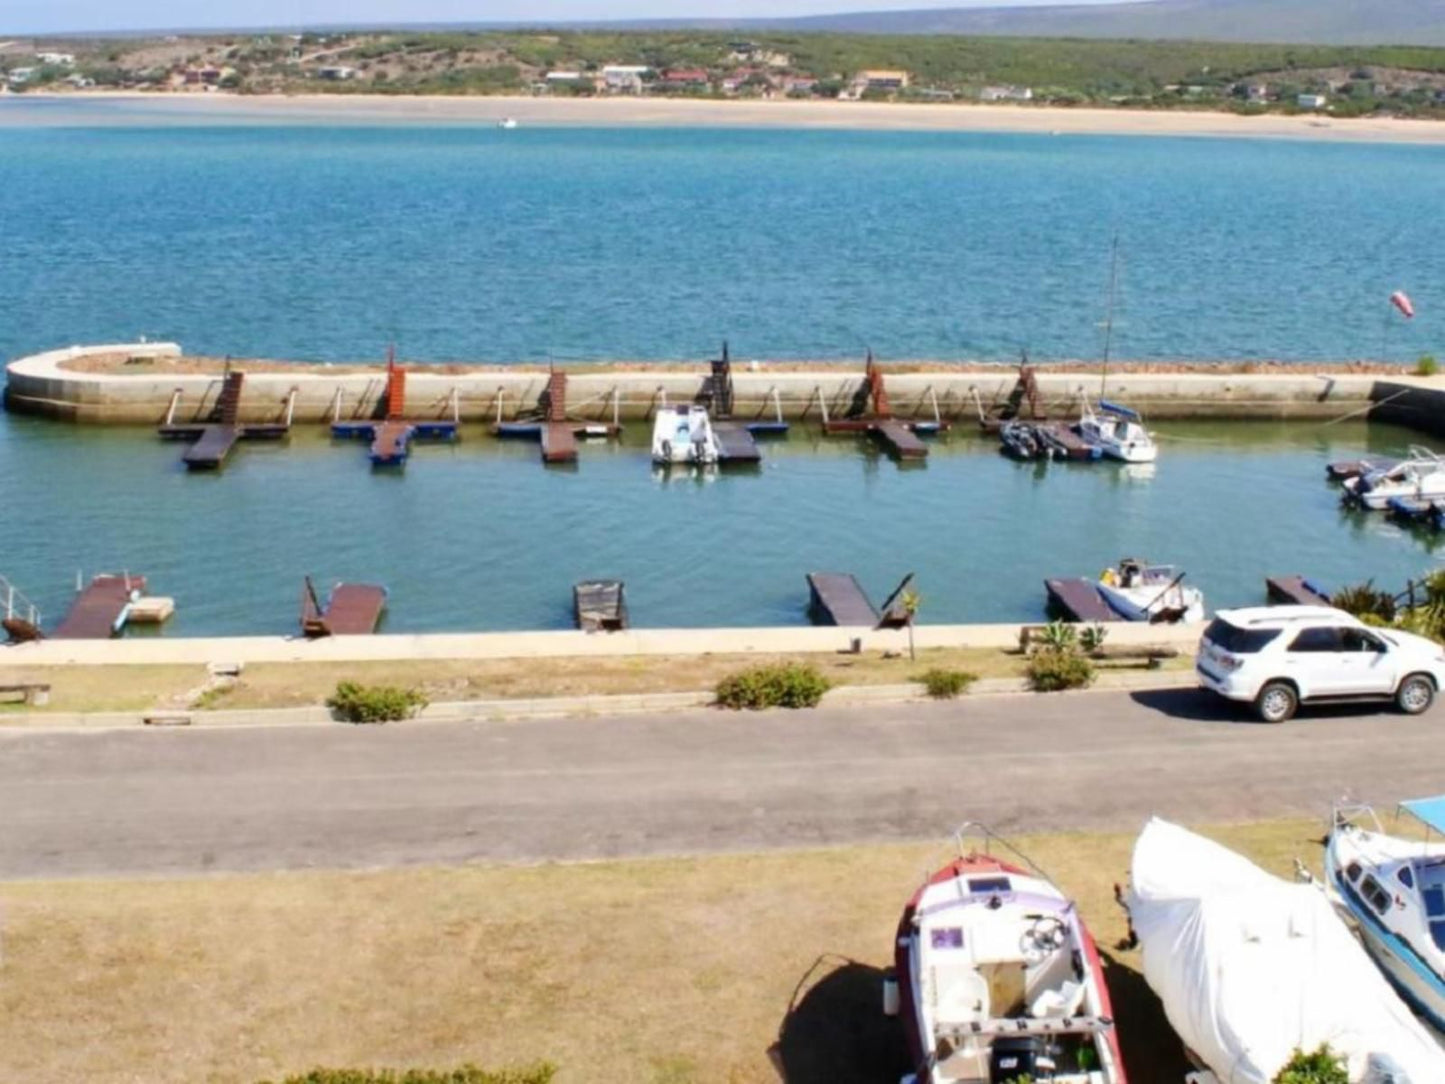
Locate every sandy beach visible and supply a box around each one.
[6,89,1445,143]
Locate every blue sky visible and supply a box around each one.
[4,0,1129,35]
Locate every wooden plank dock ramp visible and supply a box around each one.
[369,420,415,467]
[574,581,628,632]
[301,577,387,638]
[1266,575,1332,607]
[333,349,457,468]
[807,572,879,627]
[1044,578,1123,623]
[52,574,146,639]
[873,419,927,460]
[714,421,761,465]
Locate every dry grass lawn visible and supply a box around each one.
[0,647,1188,717]
[0,818,1320,1084]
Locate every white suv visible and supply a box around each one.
[1196,605,1445,723]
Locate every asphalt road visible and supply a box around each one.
[2,688,1441,879]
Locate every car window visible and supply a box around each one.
[1288,627,1342,653]
[1340,628,1384,653]
[1205,619,1281,654]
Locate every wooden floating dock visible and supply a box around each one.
[1044,578,1123,623]
[574,580,628,632]
[301,577,387,638]
[806,571,914,628]
[699,342,788,456]
[1265,575,1332,607]
[820,353,942,461]
[159,370,293,470]
[495,370,619,465]
[331,352,458,467]
[52,573,147,639]
[713,421,762,465]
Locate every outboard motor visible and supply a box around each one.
[990,1036,1056,1082]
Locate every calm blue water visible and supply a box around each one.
[0,105,1442,633]
[0,107,1442,364]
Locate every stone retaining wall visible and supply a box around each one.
[3,342,1404,426]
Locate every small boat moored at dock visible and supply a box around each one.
[1096,558,1203,623]
[652,405,720,467]
[889,823,1126,1084]
[1343,447,1445,511]
[1326,798,1445,1032]
[1074,401,1157,464]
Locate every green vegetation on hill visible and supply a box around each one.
[5,29,1445,116]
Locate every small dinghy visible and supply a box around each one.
[889,824,1127,1084]
[651,405,720,467]
[1327,798,1445,1033]
[1097,558,1204,623]
[1126,818,1445,1084]
[1344,448,1445,511]
[1000,420,1053,461]
[1075,401,1156,464]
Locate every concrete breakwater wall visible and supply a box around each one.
[3,342,1430,426]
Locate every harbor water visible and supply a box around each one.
[1,105,1442,633]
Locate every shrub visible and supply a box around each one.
[1026,649,1095,692]
[1273,1044,1348,1084]
[1415,353,1439,377]
[326,681,429,723]
[1079,623,1109,654]
[918,667,978,699]
[715,662,831,710]
[1037,620,1078,653]
[257,1066,557,1084]
[1331,580,1396,623]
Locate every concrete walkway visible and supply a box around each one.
[0,687,1433,879]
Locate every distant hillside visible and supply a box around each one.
[767,0,1445,46]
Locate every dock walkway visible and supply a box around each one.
[821,354,941,461]
[160,370,290,470]
[1265,575,1332,607]
[714,421,761,465]
[574,581,628,632]
[807,573,878,627]
[331,354,457,467]
[302,579,387,638]
[1044,578,1123,623]
[52,574,146,639]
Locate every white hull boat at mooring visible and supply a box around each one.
[1327,799,1445,1034]
[1075,400,1157,463]
[651,405,720,467]
[1097,558,1204,623]
[1126,818,1445,1084]
[889,824,1127,1084]
[1343,448,1445,511]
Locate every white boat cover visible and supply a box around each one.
[1127,818,1445,1084]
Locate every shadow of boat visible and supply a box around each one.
[1101,950,1192,1081]
[771,955,909,1084]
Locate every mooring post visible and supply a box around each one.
[816,386,830,426]
[284,388,298,428]
[928,387,942,427]
[612,387,620,429]
[772,387,783,424]
[328,387,343,424]
[450,387,460,424]
[496,386,505,425]
[164,388,182,426]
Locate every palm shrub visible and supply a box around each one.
[1037,620,1078,653]
[326,681,429,723]
[1330,580,1396,623]
[1079,623,1109,654]
[715,662,831,710]
[1272,1044,1348,1084]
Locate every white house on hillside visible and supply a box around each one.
[1298,93,1328,109]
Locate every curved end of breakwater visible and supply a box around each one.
[6,342,1443,428]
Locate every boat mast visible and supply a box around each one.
[1100,233,1121,397]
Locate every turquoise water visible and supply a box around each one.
[1,107,1443,633]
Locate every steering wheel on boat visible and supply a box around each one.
[1020,915,1068,966]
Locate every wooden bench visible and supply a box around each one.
[0,683,51,707]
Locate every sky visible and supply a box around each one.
[2,0,1131,36]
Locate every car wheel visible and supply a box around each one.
[1254,681,1298,724]
[1396,674,1436,716]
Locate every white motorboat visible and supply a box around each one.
[1097,558,1204,623]
[1343,447,1445,511]
[1327,799,1445,1033]
[1075,400,1157,463]
[1126,818,1445,1084]
[890,824,1127,1084]
[498,117,519,129]
[651,405,720,467]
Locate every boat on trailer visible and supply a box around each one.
[1096,558,1204,623]
[651,405,720,467]
[1126,818,1445,1084]
[1327,798,1445,1034]
[1075,401,1157,464]
[889,823,1127,1084]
